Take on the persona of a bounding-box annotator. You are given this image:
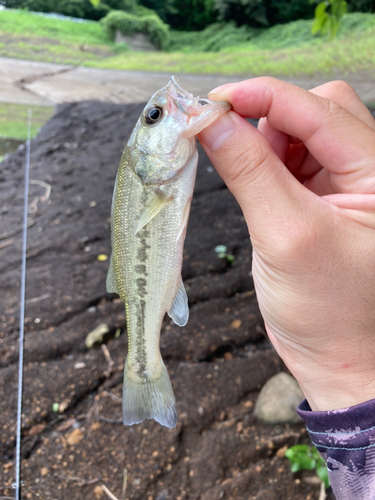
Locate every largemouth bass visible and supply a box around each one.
[107,76,230,428]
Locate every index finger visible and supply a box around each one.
[209,77,375,194]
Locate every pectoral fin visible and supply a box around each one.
[106,255,119,294]
[168,279,189,326]
[135,192,172,235]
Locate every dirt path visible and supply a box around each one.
[1,56,375,107]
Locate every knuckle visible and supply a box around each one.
[329,80,356,96]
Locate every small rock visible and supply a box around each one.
[85,323,110,349]
[94,485,103,498]
[255,489,276,500]
[74,362,86,369]
[3,462,13,472]
[223,352,234,361]
[254,372,304,424]
[40,467,49,476]
[28,423,46,436]
[66,428,84,445]
[155,489,168,500]
[230,319,242,329]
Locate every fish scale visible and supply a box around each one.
[107,76,230,428]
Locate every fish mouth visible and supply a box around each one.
[165,76,194,102]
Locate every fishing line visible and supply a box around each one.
[14,108,32,500]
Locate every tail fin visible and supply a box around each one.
[122,361,177,429]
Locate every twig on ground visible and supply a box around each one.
[0,239,13,249]
[101,344,114,378]
[121,469,128,500]
[58,475,100,487]
[319,481,326,500]
[30,179,51,202]
[99,415,122,424]
[26,293,50,304]
[0,219,34,240]
[102,390,122,403]
[85,400,100,420]
[101,468,127,500]
[102,485,119,500]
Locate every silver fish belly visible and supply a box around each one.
[107,76,230,428]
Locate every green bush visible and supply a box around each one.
[3,0,137,21]
[101,10,169,49]
[167,22,258,52]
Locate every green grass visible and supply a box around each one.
[0,9,110,45]
[0,102,54,140]
[0,9,375,76]
[0,9,117,64]
[89,26,375,76]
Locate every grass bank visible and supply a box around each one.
[0,102,54,140]
[90,26,375,76]
[0,9,119,64]
[0,9,374,75]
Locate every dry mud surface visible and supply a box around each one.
[0,101,359,499]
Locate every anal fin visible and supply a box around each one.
[168,279,189,326]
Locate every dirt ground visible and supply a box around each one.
[3,100,370,500]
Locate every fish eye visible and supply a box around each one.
[198,99,209,106]
[144,105,163,125]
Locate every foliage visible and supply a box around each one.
[0,8,112,43]
[1,9,375,77]
[167,22,259,52]
[137,0,177,23]
[266,0,314,25]
[167,0,217,31]
[214,245,235,266]
[285,444,330,489]
[311,0,348,39]
[215,0,268,27]
[101,10,169,48]
[92,16,375,76]
[347,0,375,11]
[3,0,138,21]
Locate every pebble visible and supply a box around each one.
[254,372,304,424]
[85,323,110,348]
[40,467,49,476]
[66,428,84,445]
[94,485,103,497]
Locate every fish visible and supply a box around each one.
[107,76,231,428]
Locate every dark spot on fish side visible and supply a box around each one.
[135,264,147,276]
[136,278,147,298]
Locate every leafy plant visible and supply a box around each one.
[214,245,235,266]
[285,444,330,489]
[311,0,348,39]
[101,9,169,49]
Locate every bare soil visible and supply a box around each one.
[1,100,363,500]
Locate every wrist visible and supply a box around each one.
[288,363,375,412]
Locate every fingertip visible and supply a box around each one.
[208,82,237,100]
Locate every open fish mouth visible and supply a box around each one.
[165,75,194,102]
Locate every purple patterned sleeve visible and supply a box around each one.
[297,399,375,499]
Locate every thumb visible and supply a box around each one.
[198,111,316,250]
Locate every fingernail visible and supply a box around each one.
[208,83,236,98]
[200,112,236,151]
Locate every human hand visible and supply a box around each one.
[198,77,375,412]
